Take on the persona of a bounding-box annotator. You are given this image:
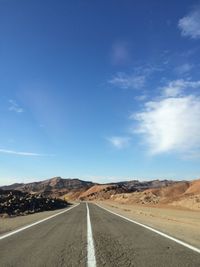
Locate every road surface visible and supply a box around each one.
[0,202,200,267]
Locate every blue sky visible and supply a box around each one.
[0,0,200,185]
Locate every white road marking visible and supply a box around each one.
[95,203,200,254]
[0,203,80,240]
[86,202,96,267]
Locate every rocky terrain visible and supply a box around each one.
[1,176,200,210]
[1,177,177,200]
[107,179,200,210]
[1,177,94,198]
[77,180,176,201]
[0,189,69,216]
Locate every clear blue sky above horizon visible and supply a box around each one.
[0,0,200,185]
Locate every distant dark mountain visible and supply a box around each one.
[1,177,95,197]
[1,183,25,190]
[117,179,176,192]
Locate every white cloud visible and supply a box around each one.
[162,79,200,97]
[0,149,53,157]
[109,72,146,89]
[9,99,24,113]
[133,95,200,155]
[178,7,200,39]
[107,136,130,149]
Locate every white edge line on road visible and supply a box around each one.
[95,203,200,254]
[86,202,96,267]
[0,203,80,241]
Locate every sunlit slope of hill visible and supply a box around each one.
[77,180,177,201]
[1,177,94,198]
[1,178,176,199]
[79,184,126,200]
[109,179,200,210]
[2,177,200,210]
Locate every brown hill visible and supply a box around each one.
[185,179,200,195]
[79,184,127,200]
[147,182,190,201]
[1,178,176,199]
[110,179,200,210]
[1,177,200,210]
[77,180,176,201]
[1,177,95,198]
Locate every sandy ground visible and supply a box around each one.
[0,204,75,235]
[96,200,200,249]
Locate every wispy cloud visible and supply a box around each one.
[0,149,53,157]
[107,136,130,149]
[134,94,148,101]
[174,63,193,75]
[109,72,146,89]
[162,79,200,97]
[108,66,161,90]
[178,6,200,39]
[8,99,24,113]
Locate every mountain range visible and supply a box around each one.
[1,177,177,199]
[1,177,200,210]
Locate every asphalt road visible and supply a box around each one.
[0,202,200,267]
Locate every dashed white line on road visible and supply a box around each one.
[86,202,96,267]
